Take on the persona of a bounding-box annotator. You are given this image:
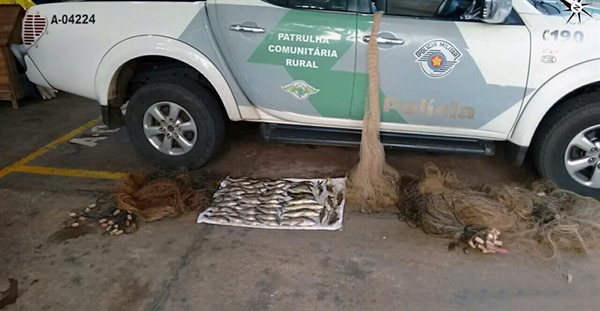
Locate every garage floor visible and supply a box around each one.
[1,94,599,311]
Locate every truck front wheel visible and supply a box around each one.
[125,77,225,170]
[532,91,600,197]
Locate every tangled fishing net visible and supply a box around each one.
[346,11,401,212]
[398,162,600,259]
[116,168,221,222]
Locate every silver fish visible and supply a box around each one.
[288,188,314,195]
[281,217,317,227]
[256,206,279,215]
[208,216,231,223]
[319,207,329,224]
[288,198,319,205]
[257,219,280,226]
[258,194,286,202]
[283,204,324,212]
[216,201,239,208]
[327,208,339,225]
[225,216,246,224]
[237,208,260,216]
[241,197,262,205]
[264,183,287,189]
[325,178,334,193]
[207,213,237,219]
[256,214,280,223]
[315,180,324,196]
[335,191,344,206]
[212,206,237,214]
[225,190,246,196]
[266,188,287,195]
[236,214,257,222]
[282,209,321,218]
[242,220,265,226]
[325,195,336,210]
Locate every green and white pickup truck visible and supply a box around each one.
[10,0,600,196]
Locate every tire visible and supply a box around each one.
[125,77,225,170]
[532,91,600,197]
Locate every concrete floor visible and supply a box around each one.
[0,94,599,311]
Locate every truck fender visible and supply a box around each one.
[509,58,600,147]
[94,35,242,121]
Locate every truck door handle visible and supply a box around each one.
[363,35,404,45]
[229,24,266,33]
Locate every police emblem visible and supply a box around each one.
[414,39,462,79]
[281,80,320,100]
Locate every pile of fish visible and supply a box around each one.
[198,176,345,229]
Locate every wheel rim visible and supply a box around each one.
[564,124,600,189]
[142,101,197,156]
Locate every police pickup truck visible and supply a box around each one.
[11,0,600,196]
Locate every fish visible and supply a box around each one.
[219,185,244,193]
[206,215,229,223]
[260,203,281,209]
[325,178,334,193]
[225,216,246,224]
[256,206,280,215]
[319,207,329,224]
[327,208,339,225]
[225,190,246,196]
[258,194,287,202]
[288,198,319,205]
[264,183,287,189]
[215,201,239,208]
[215,206,238,214]
[282,209,321,218]
[240,197,262,205]
[288,185,314,194]
[281,217,317,227]
[256,219,280,226]
[283,204,324,212]
[315,180,324,196]
[228,204,248,211]
[268,188,287,195]
[236,214,257,222]
[325,196,336,210]
[335,191,344,206]
[242,219,265,226]
[319,196,336,224]
[256,214,281,223]
[237,209,260,216]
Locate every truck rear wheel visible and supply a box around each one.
[532,91,600,197]
[125,77,225,170]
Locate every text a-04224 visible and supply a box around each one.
[51,14,96,25]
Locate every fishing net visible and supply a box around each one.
[345,11,401,212]
[115,168,220,222]
[398,162,600,259]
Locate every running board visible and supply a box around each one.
[259,123,495,156]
